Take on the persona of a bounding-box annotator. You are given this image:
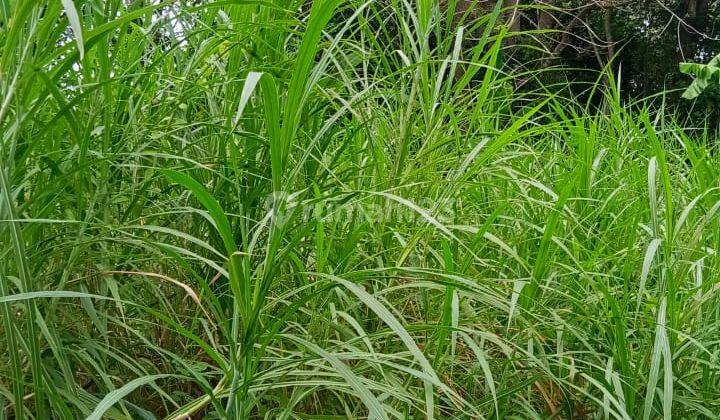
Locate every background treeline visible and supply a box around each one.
[448,0,720,118]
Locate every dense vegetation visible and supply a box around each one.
[494,0,720,103]
[2,0,720,418]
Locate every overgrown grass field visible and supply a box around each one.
[1,0,719,418]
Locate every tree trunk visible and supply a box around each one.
[537,0,555,33]
[679,0,710,60]
[604,8,614,60]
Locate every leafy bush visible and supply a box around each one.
[681,54,720,99]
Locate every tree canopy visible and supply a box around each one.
[464,1,720,108]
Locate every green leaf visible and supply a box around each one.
[284,335,388,420]
[87,375,173,420]
[0,290,112,304]
[60,0,84,59]
[162,170,236,255]
[679,54,720,99]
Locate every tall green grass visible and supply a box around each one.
[1,0,719,418]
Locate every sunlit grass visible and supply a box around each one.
[0,0,719,418]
